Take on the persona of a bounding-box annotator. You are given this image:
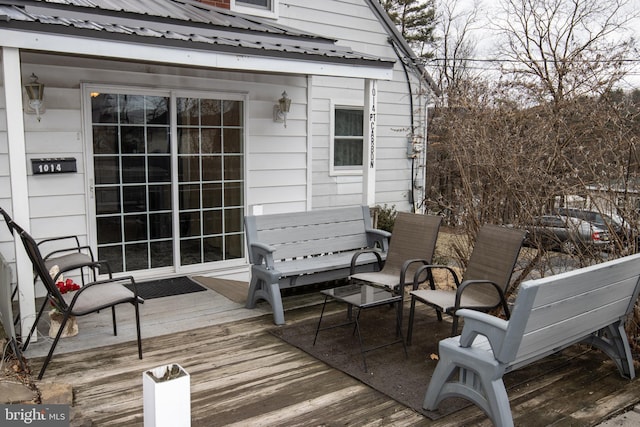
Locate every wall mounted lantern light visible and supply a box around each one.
[24,73,45,121]
[273,90,292,128]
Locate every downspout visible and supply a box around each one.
[389,38,417,212]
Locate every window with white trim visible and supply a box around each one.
[232,0,277,17]
[237,0,270,7]
[332,106,364,174]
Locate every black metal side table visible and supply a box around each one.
[313,282,407,371]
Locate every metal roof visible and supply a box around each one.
[27,0,316,36]
[0,0,395,69]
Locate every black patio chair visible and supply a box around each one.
[14,220,143,379]
[407,224,526,341]
[348,212,443,326]
[1,206,97,286]
[1,206,101,332]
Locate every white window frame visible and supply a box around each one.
[330,101,364,176]
[231,0,278,19]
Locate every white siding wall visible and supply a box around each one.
[1,1,431,285]
[1,57,308,286]
[281,0,425,211]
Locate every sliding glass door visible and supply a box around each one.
[89,89,244,274]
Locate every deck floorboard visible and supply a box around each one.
[21,288,640,426]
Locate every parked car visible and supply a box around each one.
[521,215,612,254]
[553,208,631,243]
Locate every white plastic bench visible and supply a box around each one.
[244,206,389,325]
[424,253,640,427]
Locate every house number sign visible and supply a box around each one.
[31,158,77,175]
[368,81,377,169]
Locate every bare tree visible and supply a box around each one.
[433,0,481,104]
[422,0,640,349]
[494,0,638,107]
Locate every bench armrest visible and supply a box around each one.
[248,242,276,269]
[365,228,391,252]
[458,308,510,360]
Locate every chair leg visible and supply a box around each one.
[407,296,417,346]
[353,309,368,372]
[451,315,459,336]
[396,293,404,337]
[134,301,143,359]
[396,299,408,358]
[38,311,72,380]
[112,306,117,336]
[22,296,51,351]
[313,296,330,346]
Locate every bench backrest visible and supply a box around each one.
[245,206,374,264]
[497,253,640,365]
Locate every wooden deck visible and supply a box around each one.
[22,287,640,426]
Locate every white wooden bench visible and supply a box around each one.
[244,206,389,325]
[424,253,640,427]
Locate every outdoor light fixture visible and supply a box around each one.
[24,73,45,121]
[273,90,292,128]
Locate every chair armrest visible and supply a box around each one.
[38,235,96,262]
[457,308,509,358]
[43,245,96,262]
[399,259,431,288]
[412,264,461,291]
[366,228,391,252]
[248,242,276,270]
[454,279,511,319]
[50,260,112,283]
[38,235,82,248]
[350,248,384,274]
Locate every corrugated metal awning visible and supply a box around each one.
[0,0,395,78]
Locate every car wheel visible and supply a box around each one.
[560,240,577,254]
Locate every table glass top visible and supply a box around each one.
[321,283,400,308]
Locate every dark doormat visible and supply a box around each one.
[127,276,206,300]
[270,303,606,421]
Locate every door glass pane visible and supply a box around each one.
[93,126,118,154]
[94,157,120,184]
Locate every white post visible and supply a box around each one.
[363,79,377,207]
[2,47,36,342]
[306,76,313,210]
[143,363,191,427]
